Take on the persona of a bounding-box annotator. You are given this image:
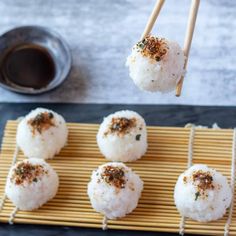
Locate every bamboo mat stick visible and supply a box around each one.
[140,0,165,40]
[176,0,200,96]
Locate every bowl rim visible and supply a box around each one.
[0,25,72,94]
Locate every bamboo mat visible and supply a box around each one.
[0,120,236,235]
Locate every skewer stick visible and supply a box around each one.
[141,0,165,40]
[176,0,200,97]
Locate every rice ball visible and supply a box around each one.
[97,110,147,162]
[87,162,143,219]
[126,35,185,92]
[17,108,68,159]
[5,158,59,210]
[174,164,232,222]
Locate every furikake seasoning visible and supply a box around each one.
[11,161,48,185]
[136,35,169,61]
[105,117,137,137]
[28,112,55,134]
[101,165,126,189]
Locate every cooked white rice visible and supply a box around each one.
[126,35,185,92]
[174,164,232,222]
[87,162,143,219]
[97,110,147,162]
[17,108,68,159]
[5,158,59,210]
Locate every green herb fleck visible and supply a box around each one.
[48,112,54,119]
[136,134,141,141]
[136,38,147,49]
[33,178,38,182]
[195,191,200,201]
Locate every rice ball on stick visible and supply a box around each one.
[126,35,185,92]
[97,110,147,162]
[17,108,68,160]
[88,162,143,219]
[174,164,232,222]
[5,158,59,210]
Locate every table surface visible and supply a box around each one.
[0,0,236,105]
[1,103,236,236]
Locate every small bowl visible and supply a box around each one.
[0,26,72,94]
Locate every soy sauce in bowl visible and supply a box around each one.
[0,26,71,94]
[1,44,55,89]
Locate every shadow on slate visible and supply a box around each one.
[1,102,236,236]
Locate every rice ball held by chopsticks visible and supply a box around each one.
[17,108,68,159]
[174,164,232,222]
[126,35,185,93]
[97,110,147,162]
[87,162,143,219]
[5,158,59,210]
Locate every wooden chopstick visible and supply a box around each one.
[140,0,165,40]
[175,0,200,97]
[140,0,199,96]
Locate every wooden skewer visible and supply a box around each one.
[176,0,200,96]
[141,0,165,40]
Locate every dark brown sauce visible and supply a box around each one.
[1,44,55,89]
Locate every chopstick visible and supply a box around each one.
[140,0,165,40]
[175,0,200,97]
[140,0,200,96]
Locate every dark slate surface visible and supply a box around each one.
[1,103,236,236]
